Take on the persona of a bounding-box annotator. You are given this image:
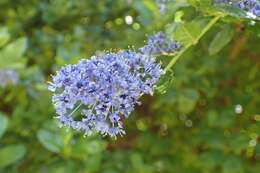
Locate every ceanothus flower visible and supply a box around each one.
[0,69,19,87]
[251,3,260,16]
[139,32,181,56]
[156,0,169,14]
[215,0,260,17]
[48,50,164,137]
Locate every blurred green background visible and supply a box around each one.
[0,0,259,173]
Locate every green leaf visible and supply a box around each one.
[170,18,207,46]
[156,70,175,94]
[0,37,27,68]
[178,88,199,114]
[207,110,218,127]
[37,129,64,153]
[133,1,154,25]
[188,0,248,18]
[0,113,8,139]
[198,150,224,169]
[84,155,102,172]
[71,138,107,159]
[223,156,243,173]
[0,27,10,47]
[214,4,248,18]
[130,153,144,170]
[208,25,234,55]
[187,0,200,8]
[0,144,26,168]
[45,161,77,173]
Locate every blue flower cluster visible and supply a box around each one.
[0,69,19,87]
[48,51,164,137]
[156,0,169,14]
[139,32,181,56]
[215,0,260,17]
[237,0,260,17]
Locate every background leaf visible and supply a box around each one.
[177,88,199,114]
[37,129,64,153]
[170,18,207,46]
[0,113,8,139]
[0,144,26,168]
[0,27,10,47]
[0,37,27,68]
[208,25,234,55]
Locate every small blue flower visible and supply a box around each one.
[250,3,260,16]
[139,32,181,56]
[156,0,169,14]
[0,69,19,87]
[48,50,164,137]
[215,0,260,17]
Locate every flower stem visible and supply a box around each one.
[69,103,83,116]
[164,15,222,71]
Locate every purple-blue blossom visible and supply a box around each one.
[251,3,260,16]
[215,0,260,17]
[139,32,181,56]
[0,69,19,87]
[156,0,169,14]
[48,50,164,137]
